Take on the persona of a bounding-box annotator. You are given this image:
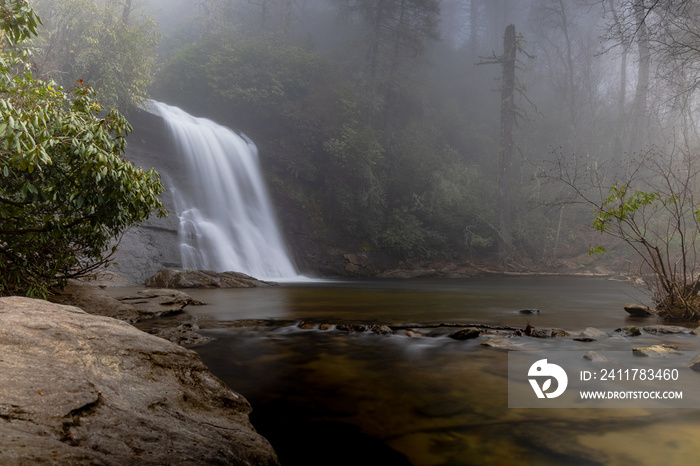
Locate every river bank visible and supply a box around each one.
[0,282,279,465]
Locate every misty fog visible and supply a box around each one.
[29,0,700,275]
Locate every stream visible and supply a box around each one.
[162,277,700,465]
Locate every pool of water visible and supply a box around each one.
[170,277,700,465]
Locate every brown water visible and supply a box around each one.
[173,278,700,465]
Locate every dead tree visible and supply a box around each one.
[478,24,518,258]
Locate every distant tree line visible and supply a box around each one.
[20,0,700,279]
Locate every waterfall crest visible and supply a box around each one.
[151,101,300,280]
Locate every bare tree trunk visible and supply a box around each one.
[556,0,576,129]
[630,0,650,152]
[607,0,629,155]
[498,24,516,257]
[122,0,133,24]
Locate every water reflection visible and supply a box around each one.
[183,277,653,330]
[181,278,700,465]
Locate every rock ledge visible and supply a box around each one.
[0,297,279,465]
[145,269,278,288]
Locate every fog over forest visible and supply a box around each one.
[29,0,700,275]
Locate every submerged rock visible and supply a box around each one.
[0,297,279,465]
[583,351,611,362]
[372,325,394,335]
[530,328,567,338]
[688,353,700,371]
[145,268,277,289]
[624,303,653,317]
[642,325,692,335]
[336,323,370,332]
[615,326,641,337]
[633,344,684,357]
[146,322,214,348]
[480,337,521,349]
[404,329,425,338]
[518,308,540,314]
[449,328,481,340]
[574,327,609,342]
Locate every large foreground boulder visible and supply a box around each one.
[0,297,279,465]
[145,269,277,288]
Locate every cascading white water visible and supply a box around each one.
[151,101,300,280]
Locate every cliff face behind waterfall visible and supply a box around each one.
[113,108,328,284]
[111,109,182,284]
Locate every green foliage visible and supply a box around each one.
[156,33,501,260]
[0,1,165,297]
[560,150,700,321]
[323,119,386,239]
[211,40,322,113]
[593,184,659,233]
[32,0,158,110]
[0,0,40,46]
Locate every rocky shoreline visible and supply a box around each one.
[0,273,280,465]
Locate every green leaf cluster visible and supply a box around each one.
[593,184,659,233]
[0,1,165,297]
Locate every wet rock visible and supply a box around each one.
[449,328,481,340]
[518,308,540,314]
[688,353,700,371]
[319,323,333,331]
[404,330,424,338]
[298,322,317,330]
[146,322,213,348]
[531,328,567,338]
[633,344,684,357]
[574,327,609,342]
[145,269,277,288]
[372,325,394,335]
[336,323,370,332]
[615,326,641,337]
[480,337,521,349]
[643,325,692,335]
[0,297,279,465]
[624,303,653,317]
[530,328,551,338]
[583,351,611,362]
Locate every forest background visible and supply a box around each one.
[26,0,700,274]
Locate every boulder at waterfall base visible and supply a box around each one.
[0,297,279,465]
[146,269,278,288]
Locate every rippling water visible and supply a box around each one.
[174,278,700,465]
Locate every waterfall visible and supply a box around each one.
[151,101,300,281]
